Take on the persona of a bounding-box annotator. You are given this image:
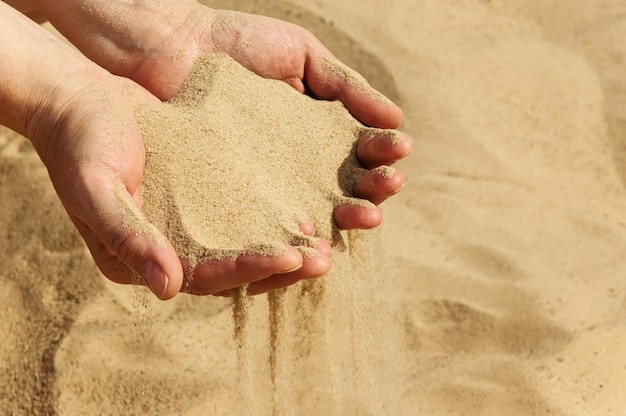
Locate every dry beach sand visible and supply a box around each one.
[2,0,626,415]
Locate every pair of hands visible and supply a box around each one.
[19,0,412,299]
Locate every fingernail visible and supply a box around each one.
[141,260,169,299]
[282,263,303,273]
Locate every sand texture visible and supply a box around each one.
[2,0,626,415]
[137,53,371,263]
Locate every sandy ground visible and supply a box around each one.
[1,0,626,415]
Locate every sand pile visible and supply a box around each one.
[137,53,375,264]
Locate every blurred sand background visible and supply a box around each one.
[2,0,626,415]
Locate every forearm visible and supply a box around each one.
[0,2,95,145]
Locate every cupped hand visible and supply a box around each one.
[132,7,414,229]
[34,0,414,227]
[122,6,413,295]
[31,0,413,297]
[129,7,414,231]
[31,68,333,299]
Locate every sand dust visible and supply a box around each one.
[2,1,626,415]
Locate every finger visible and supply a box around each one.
[353,166,406,205]
[247,240,332,296]
[296,221,332,256]
[212,222,333,297]
[187,245,303,295]
[333,204,382,230]
[75,178,183,300]
[246,253,331,295]
[312,237,333,257]
[298,219,316,236]
[69,214,136,284]
[357,129,413,168]
[304,51,403,129]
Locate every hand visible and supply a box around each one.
[30,0,413,298]
[34,1,414,221]
[28,66,338,299]
[3,1,333,300]
[133,6,414,228]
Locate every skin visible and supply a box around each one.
[1,0,413,299]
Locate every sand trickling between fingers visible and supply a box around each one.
[136,53,375,266]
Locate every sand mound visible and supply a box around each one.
[137,53,374,264]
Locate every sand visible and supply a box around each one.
[136,52,373,264]
[2,0,626,415]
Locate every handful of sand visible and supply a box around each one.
[136,53,374,266]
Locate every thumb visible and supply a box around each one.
[76,179,183,300]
